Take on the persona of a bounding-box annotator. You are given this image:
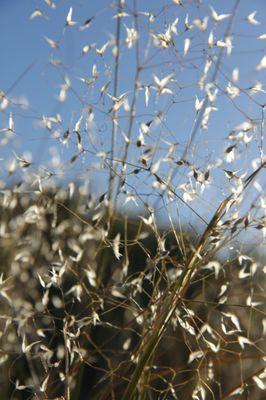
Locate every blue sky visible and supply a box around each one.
[0,0,265,241]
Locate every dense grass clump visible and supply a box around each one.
[0,187,265,399]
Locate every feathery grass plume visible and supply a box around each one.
[0,0,265,399]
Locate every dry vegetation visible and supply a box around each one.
[0,0,265,399]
